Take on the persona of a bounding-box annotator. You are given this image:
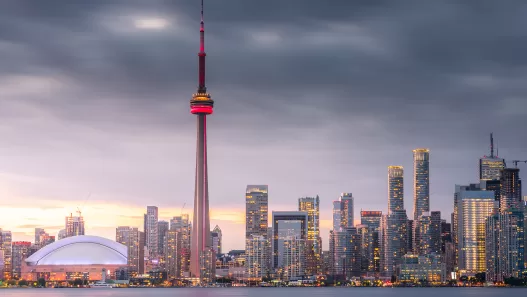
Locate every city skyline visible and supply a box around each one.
[1,0,527,253]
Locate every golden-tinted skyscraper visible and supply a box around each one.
[299,196,321,274]
[388,166,404,214]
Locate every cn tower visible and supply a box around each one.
[190,0,215,282]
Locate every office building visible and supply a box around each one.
[486,210,525,282]
[165,230,182,278]
[329,228,362,278]
[332,200,342,230]
[413,149,430,254]
[211,225,222,256]
[116,226,145,275]
[170,214,191,275]
[246,185,269,238]
[298,196,321,275]
[479,133,505,181]
[34,229,55,249]
[58,229,66,240]
[457,189,495,273]
[413,148,430,221]
[388,166,404,214]
[417,211,441,255]
[360,211,382,231]
[360,211,382,274]
[500,168,522,212]
[380,210,408,277]
[65,212,85,238]
[1,230,12,279]
[272,211,308,277]
[145,206,159,258]
[158,221,169,259]
[453,183,482,267]
[340,193,354,228]
[245,235,270,280]
[398,254,446,283]
[12,241,31,279]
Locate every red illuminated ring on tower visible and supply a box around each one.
[191,105,213,114]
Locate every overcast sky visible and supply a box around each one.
[0,0,526,251]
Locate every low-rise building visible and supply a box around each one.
[398,254,446,284]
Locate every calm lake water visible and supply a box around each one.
[0,287,521,297]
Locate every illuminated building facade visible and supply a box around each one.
[65,212,85,238]
[144,206,159,258]
[1,230,12,279]
[189,0,215,283]
[417,211,441,256]
[246,185,269,238]
[380,210,408,277]
[486,210,525,282]
[332,200,341,230]
[211,225,222,256]
[298,196,321,275]
[12,241,31,279]
[388,166,404,214]
[272,211,307,277]
[157,221,169,260]
[398,254,446,283]
[452,183,481,267]
[500,168,522,212]
[329,228,362,278]
[413,149,430,253]
[245,235,270,280]
[457,189,495,273]
[479,134,505,181]
[170,214,191,276]
[340,193,354,228]
[360,211,382,274]
[116,226,145,275]
[165,230,182,279]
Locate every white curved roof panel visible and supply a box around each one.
[25,235,127,266]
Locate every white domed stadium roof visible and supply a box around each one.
[25,235,127,266]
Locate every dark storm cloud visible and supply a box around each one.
[1,0,526,249]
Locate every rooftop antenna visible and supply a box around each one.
[490,133,494,158]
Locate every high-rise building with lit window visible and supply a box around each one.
[332,201,341,230]
[340,193,354,228]
[500,168,522,212]
[479,133,505,181]
[116,226,145,275]
[246,185,269,238]
[11,241,31,279]
[486,209,524,282]
[298,196,321,275]
[417,211,441,256]
[165,230,181,279]
[1,231,12,279]
[211,225,222,256]
[170,214,191,276]
[158,221,169,260]
[388,166,404,214]
[380,210,408,277]
[360,211,382,274]
[457,189,495,273]
[329,228,362,278]
[65,212,85,238]
[271,211,307,277]
[413,149,430,221]
[145,206,159,258]
[245,235,270,280]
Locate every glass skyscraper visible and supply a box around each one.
[413,149,430,221]
[298,196,321,275]
[388,166,404,214]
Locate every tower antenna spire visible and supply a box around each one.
[490,132,494,158]
[198,0,206,93]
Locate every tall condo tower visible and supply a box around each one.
[412,149,430,221]
[190,0,215,282]
[388,166,404,214]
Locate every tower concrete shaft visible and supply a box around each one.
[189,0,215,283]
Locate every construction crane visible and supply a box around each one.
[180,202,186,215]
[512,160,527,168]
